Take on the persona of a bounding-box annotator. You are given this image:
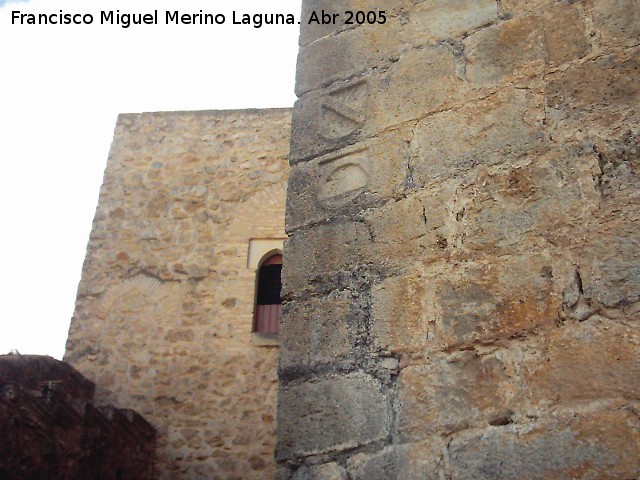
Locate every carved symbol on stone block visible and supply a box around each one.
[318,80,368,140]
[317,150,370,208]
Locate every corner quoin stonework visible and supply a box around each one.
[64,108,291,479]
[278,1,640,479]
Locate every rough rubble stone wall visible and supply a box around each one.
[278,1,640,478]
[64,108,291,479]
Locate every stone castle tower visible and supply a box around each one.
[65,1,640,479]
[64,109,291,478]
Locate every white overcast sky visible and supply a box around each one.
[0,0,301,359]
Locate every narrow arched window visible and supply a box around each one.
[253,254,282,334]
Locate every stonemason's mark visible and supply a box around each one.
[317,149,371,208]
[319,80,368,140]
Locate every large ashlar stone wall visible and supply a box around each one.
[278,1,640,478]
[64,108,291,479]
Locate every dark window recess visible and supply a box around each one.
[257,265,282,305]
[254,255,282,334]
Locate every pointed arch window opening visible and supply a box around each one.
[253,253,282,334]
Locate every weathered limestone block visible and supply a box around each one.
[430,253,559,349]
[409,88,546,185]
[415,187,452,255]
[396,351,518,440]
[276,373,390,460]
[496,0,555,16]
[457,144,601,254]
[295,17,405,97]
[448,410,640,479]
[405,0,497,46]
[545,48,640,141]
[560,212,640,315]
[368,45,466,138]
[347,448,401,480]
[401,439,449,480]
[296,0,498,95]
[279,290,368,370]
[459,181,542,254]
[464,5,590,87]
[464,15,546,88]
[291,44,465,162]
[524,319,640,404]
[286,194,447,298]
[593,0,640,49]
[282,220,372,296]
[479,3,591,68]
[581,231,640,310]
[543,5,591,66]
[346,440,446,480]
[371,267,432,354]
[593,130,640,202]
[364,195,430,266]
[291,462,348,480]
[286,134,408,231]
